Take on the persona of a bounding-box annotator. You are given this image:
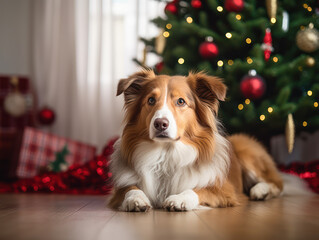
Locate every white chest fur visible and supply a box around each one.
[111,135,230,208]
[132,141,198,207]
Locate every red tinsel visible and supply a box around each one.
[279,160,319,194]
[0,138,118,195]
[1,138,318,195]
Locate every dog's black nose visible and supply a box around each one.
[154,118,169,131]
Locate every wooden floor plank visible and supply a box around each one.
[0,194,318,240]
[153,210,218,240]
[52,199,116,240]
[195,195,319,240]
[97,210,155,240]
[0,194,104,240]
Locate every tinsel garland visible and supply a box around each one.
[0,138,117,195]
[279,160,319,194]
[1,137,318,195]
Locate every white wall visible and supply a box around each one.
[0,0,31,76]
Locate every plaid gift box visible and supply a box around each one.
[16,127,97,178]
[0,75,36,180]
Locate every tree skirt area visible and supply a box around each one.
[0,138,318,194]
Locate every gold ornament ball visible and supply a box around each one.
[296,24,319,53]
[305,56,315,67]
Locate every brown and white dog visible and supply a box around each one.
[109,69,283,212]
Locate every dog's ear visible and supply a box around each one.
[117,69,155,104]
[188,72,227,114]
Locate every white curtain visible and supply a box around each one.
[32,0,164,150]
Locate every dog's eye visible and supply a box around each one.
[148,97,156,106]
[177,98,186,106]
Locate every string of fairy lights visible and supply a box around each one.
[237,91,318,127]
[162,7,265,67]
[160,4,317,128]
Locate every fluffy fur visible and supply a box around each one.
[109,70,283,211]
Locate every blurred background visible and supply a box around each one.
[0,0,164,182]
[0,0,165,149]
[0,0,318,194]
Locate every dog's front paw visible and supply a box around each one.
[250,182,281,201]
[120,190,152,212]
[250,182,270,200]
[163,190,199,212]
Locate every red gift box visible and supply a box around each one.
[0,75,36,180]
[16,127,97,178]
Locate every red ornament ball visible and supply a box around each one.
[191,0,202,9]
[199,42,219,59]
[155,61,164,73]
[38,107,56,125]
[225,0,244,12]
[240,72,266,100]
[165,2,178,15]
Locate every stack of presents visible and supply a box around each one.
[0,76,112,194]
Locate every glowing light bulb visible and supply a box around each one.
[268,107,273,113]
[245,99,250,105]
[228,60,234,65]
[186,17,193,24]
[217,6,223,12]
[303,121,307,127]
[225,32,232,39]
[166,23,172,29]
[273,57,278,62]
[307,90,313,96]
[238,104,244,110]
[314,102,318,107]
[163,31,170,38]
[178,58,184,64]
[246,38,252,44]
[247,57,253,64]
[271,18,276,24]
[260,115,265,121]
[217,60,224,67]
[236,14,241,20]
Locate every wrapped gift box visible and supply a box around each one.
[0,75,36,180]
[16,127,97,178]
[270,130,319,165]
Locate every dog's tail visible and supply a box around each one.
[281,172,315,196]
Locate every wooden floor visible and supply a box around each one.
[0,193,318,240]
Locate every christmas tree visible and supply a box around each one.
[137,0,319,141]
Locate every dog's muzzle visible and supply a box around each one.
[149,105,178,141]
[154,117,169,138]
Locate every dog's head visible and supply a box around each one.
[117,69,227,162]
